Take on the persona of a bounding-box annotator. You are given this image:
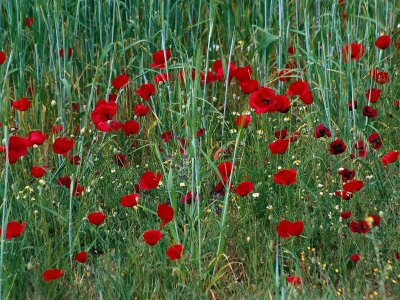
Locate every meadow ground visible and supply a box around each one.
[0,0,400,299]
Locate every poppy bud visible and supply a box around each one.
[51,100,57,107]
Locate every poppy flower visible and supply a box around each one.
[336,190,353,200]
[286,276,301,286]
[278,69,294,81]
[288,46,296,54]
[0,51,6,65]
[143,229,162,246]
[12,97,32,111]
[375,35,391,50]
[149,49,171,69]
[59,47,72,58]
[43,269,63,282]
[25,17,34,27]
[122,120,140,136]
[354,141,367,157]
[340,211,352,219]
[108,94,118,101]
[287,81,309,96]
[381,151,399,165]
[31,166,47,178]
[274,95,291,112]
[91,100,118,132]
[200,71,216,84]
[368,132,382,149]
[366,215,380,226]
[274,129,287,139]
[120,194,140,207]
[343,180,364,192]
[57,175,72,188]
[374,71,390,85]
[234,115,251,128]
[350,254,360,262]
[114,153,128,166]
[157,203,174,228]
[72,184,85,197]
[111,74,129,90]
[338,169,355,182]
[249,87,276,114]
[342,43,364,63]
[239,80,259,94]
[232,66,252,82]
[154,73,170,84]
[161,131,172,143]
[217,162,235,183]
[0,136,28,164]
[212,59,237,81]
[273,169,297,185]
[276,220,303,238]
[268,139,289,154]
[135,83,156,100]
[329,139,346,155]
[233,181,254,196]
[52,137,74,157]
[196,128,205,137]
[181,192,199,205]
[88,212,106,225]
[299,90,314,105]
[366,88,381,103]
[347,100,357,110]
[166,244,184,260]
[0,221,26,239]
[349,220,369,233]
[75,251,88,263]
[69,155,81,165]
[134,104,149,116]
[180,139,187,155]
[139,171,161,190]
[314,124,331,138]
[178,69,196,84]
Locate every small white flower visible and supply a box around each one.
[317,183,323,188]
[252,193,260,198]
[180,182,186,187]
[266,205,273,210]
[158,181,163,186]
[277,166,282,170]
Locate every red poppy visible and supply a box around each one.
[368,132,382,149]
[12,97,32,111]
[43,269,63,282]
[343,180,364,192]
[314,124,331,138]
[108,94,118,101]
[278,69,294,81]
[69,155,81,165]
[157,203,174,228]
[347,100,357,110]
[274,95,291,112]
[114,153,128,166]
[91,100,117,132]
[375,35,391,50]
[212,59,237,81]
[342,43,364,63]
[233,181,254,196]
[350,254,360,262]
[274,129,287,139]
[59,47,72,58]
[268,139,289,154]
[161,131,172,143]
[366,88,381,103]
[338,169,355,182]
[111,74,129,90]
[143,229,162,246]
[0,221,26,239]
[217,162,235,183]
[122,120,140,136]
[234,115,251,128]
[31,166,47,178]
[368,215,380,226]
[88,212,106,225]
[288,46,296,54]
[340,211,351,219]
[75,251,88,263]
[25,17,34,27]
[286,276,301,286]
[200,71,216,84]
[276,220,303,238]
[120,193,140,207]
[0,136,28,164]
[249,87,276,114]
[179,69,196,84]
[299,90,314,105]
[287,80,309,96]
[134,104,149,116]
[381,151,399,165]
[181,192,199,204]
[329,139,346,155]
[0,51,6,65]
[153,73,170,84]
[139,171,162,190]
[57,175,72,188]
[110,120,123,131]
[135,83,156,100]
[273,169,297,185]
[150,49,171,69]
[166,244,184,260]
[354,141,367,157]
[232,66,252,82]
[374,71,390,85]
[289,131,300,142]
[349,220,369,233]
[52,137,74,157]
[239,80,259,94]
[72,184,85,197]
[196,128,205,137]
